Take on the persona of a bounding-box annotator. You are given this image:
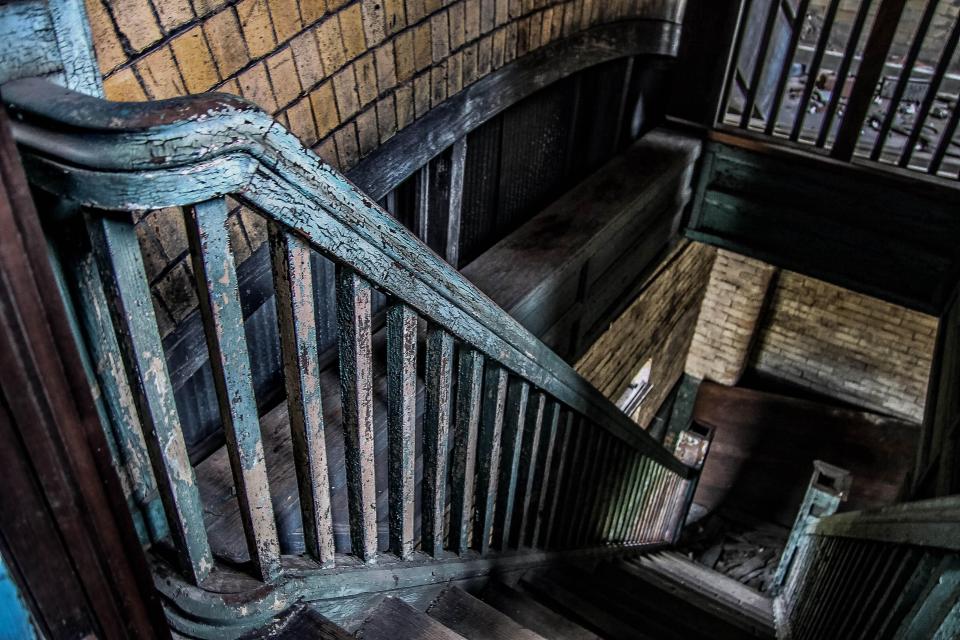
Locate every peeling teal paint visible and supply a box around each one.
[0,554,38,640]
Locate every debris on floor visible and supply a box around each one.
[678,508,789,595]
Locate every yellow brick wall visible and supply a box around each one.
[751,272,937,423]
[685,249,777,385]
[85,0,682,332]
[686,247,938,423]
[576,242,716,429]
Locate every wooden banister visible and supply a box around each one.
[7,76,700,636]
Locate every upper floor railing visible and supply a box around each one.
[4,77,702,636]
[717,0,960,180]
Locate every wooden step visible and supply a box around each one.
[480,582,600,640]
[634,551,774,627]
[357,597,466,640]
[239,603,352,639]
[604,556,775,639]
[426,586,545,640]
[519,568,671,640]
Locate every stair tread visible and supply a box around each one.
[239,604,352,639]
[613,558,775,636]
[426,586,545,640]
[520,569,672,640]
[480,582,600,640]
[358,597,466,640]
[634,552,774,619]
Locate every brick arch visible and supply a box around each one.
[89,0,684,172]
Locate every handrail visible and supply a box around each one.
[5,77,701,634]
[4,77,691,479]
[807,495,960,551]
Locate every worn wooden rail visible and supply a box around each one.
[5,78,700,636]
[775,495,960,639]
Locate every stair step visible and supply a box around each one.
[239,603,352,639]
[519,568,667,640]
[598,559,773,639]
[635,551,774,623]
[357,597,466,640]
[426,586,545,640]
[480,582,600,640]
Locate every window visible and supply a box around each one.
[617,358,653,416]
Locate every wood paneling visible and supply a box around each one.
[692,381,918,527]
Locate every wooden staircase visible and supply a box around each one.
[243,550,778,640]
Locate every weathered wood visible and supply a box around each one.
[449,348,484,555]
[88,214,213,585]
[513,391,546,548]
[689,136,960,314]
[426,586,546,640]
[358,597,466,640]
[480,582,600,640]
[269,224,334,565]
[387,302,418,559]
[811,495,960,551]
[473,364,508,554]
[0,105,164,638]
[445,138,467,267]
[531,401,561,548]
[7,79,695,478]
[348,20,684,200]
[422,326,455,557]
[186,198,281,582]
[239,604,352,640]
[542,412,574,548]
[493,378,530,550]
[336,268,378,562]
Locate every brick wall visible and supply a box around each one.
[685,249,776,385]
[84,0,681,335]
[576,241,716,429]
[685,246,938,423]
[751,272,937,423]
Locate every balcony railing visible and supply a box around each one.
[717,0,960,179]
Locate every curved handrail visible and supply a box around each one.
[4,77,694,477]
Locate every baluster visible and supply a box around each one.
[623,457,650,544]
[270,225,334,565]
[578,433,612,546]
[88,217,212,585]
[513,391,546,548]
[601,448,633,541]
[831,0,910,160]
[618,454,647,543]
[422,326,455,557]
[473,364,508,555]
[543,412,576,549]
[493,378,530,550]
[870,0,939,162]
[386,302,418,559]
[552,417,587,549]
[766,0,812,136]
[530,400,560,548]
[336,267,378,562]
[739,0,781,129]
[790,0,842,142]
[449,348,484,555]
[644,467,669,543]
[632,461,658,543]
[564,425,599,548]
[186,199,280,581]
